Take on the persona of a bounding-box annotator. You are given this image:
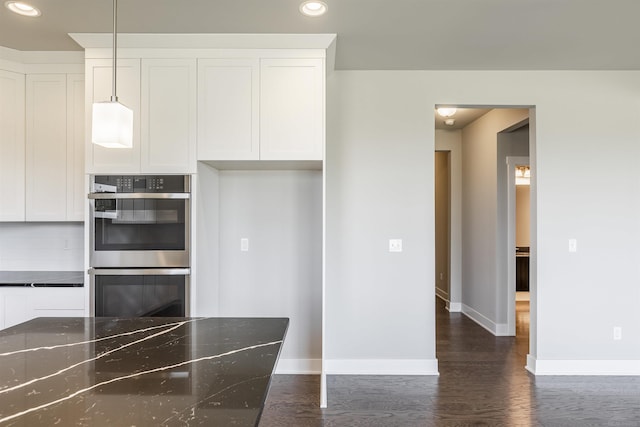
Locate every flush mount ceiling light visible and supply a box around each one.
[437,107,457,118]
[444,118,456,126]
[92,0,133,149]
[5,1,41,16]
[300,0,328,17]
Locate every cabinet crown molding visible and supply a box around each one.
[69,33,336,50]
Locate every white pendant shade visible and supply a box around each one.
[92,101,133,148]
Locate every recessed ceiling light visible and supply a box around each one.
[300,0,327,17]
[5,1,41,17]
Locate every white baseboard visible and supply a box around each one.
[435,288,449,301]
[324,359,439,375]
[461,304,510,336]
[275,358,321,374]
[447,302,462,313]
[526,356,640,375]
[494,323,510,336]
[435,293,462,313]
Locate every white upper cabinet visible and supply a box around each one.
[25,74,85,222]
[197,56,325,162]
[86,58,197,173]
[25,74,68,221]
[0,70,25,221]
[66,74,85,221]
[85,58,141,174]
[197,58,259,161]
[141,59,197,173]
[260,58,324,161]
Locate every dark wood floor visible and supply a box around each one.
[261,298,640,426]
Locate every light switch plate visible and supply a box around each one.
[389,239,402,252]
[241,238,249,252]
[568,238,577,253]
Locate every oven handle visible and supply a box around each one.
[88,193,190,200]
[89,268,190,276]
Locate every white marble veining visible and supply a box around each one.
[0,320,197,395]
[0,339,282,424]
[0,317,289,426]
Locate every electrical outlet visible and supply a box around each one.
[389,239,402,252]
[568,238,577,253]
[613,326,622,340]
[240,238,249,252]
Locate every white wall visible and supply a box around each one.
[325,72,436,374]
[516,186,531,247]
[0,223,83,270]
[434,151,450,301]
[195,166,323,374]
[495,117,530,329]
[435,129,462,311]
[326,70,640,375]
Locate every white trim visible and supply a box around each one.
[275,358,322,374]
[435,287,449,301]
[324,359,439,375]
[0,47,83,64]
[436,292,462,313]
[525,354,537,374]
[495,323,510,336]
[1,48,84,74]
[69,33,337,50]
[81,48,330,61]
[506,156,529,338]
[527,356,640,376]
[461,304,509,336]
[447,302,462,313]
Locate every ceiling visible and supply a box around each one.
[434,108,490,130]
[2,0,640,70]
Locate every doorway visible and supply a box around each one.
[434,106,536,369]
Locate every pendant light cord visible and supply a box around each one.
[111,0,118,102]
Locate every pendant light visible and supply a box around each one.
[91,0,133,148]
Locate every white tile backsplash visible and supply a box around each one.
[0,223,84,271]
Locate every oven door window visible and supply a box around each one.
[94,198,186,251]
[95,275,186,317]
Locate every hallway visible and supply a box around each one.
[261,299,640,426]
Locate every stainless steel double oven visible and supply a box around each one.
[88,175,190,317]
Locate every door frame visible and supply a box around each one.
[506,155,529,336]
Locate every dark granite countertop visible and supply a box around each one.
[0,317,288,426]
[0,271,84,287]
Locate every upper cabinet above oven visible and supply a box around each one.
[197,57,324,163]
[76,34,335,174]
[85,58,197,174]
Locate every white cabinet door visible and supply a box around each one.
[0,288,86,331]
[260,58,324,161]
[25,74,68,221]
[197,58,259,161]
[85,58,141,174]
[67,74,85,221]
[0,70,25,221]
[141,59,197,173]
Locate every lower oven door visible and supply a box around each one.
[90,268,190,317]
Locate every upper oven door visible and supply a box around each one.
[89,192,190,268]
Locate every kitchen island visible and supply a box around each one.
[0,317,288,426]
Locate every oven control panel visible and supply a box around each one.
[93,175,189,193]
